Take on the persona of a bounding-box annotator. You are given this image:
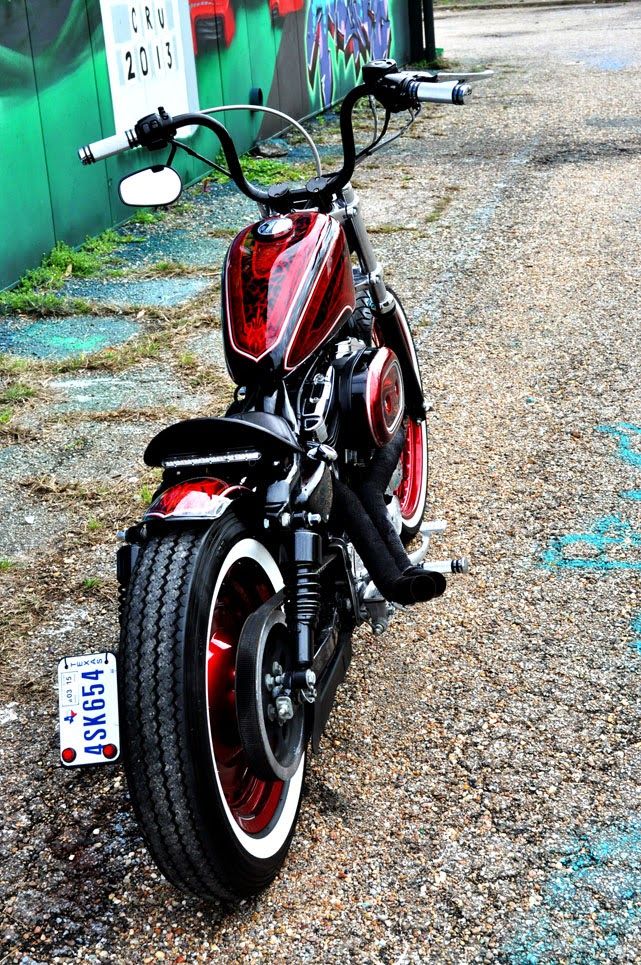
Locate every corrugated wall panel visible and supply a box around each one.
[0,0,56,290]
[25,0,112,248]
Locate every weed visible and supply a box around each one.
[410,54,455,71]
[172,202,196,214]
[0,559,14,572]
[63,437,87,452]
[145,260,189,276]
[178,351,197,368]
[204,154,314,186]
[369,224,418,235]
[0,382,36,405]
[207,227,238,239]
[86,517,103,532]
[0,229,125,316]
[130,210,164,225]
[82,577,102,590]
[0,408,12,424]
[51,331,170,375]
[0,355,29,377]
[138,484,154,504]
[425,187,459,224]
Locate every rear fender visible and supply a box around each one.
[143,478,249,523]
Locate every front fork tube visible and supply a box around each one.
[344,186,395,313]
[345,191,425,420]
[286,528,322,675]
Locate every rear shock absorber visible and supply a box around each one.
[286,528,322,672]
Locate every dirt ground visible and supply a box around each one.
[1,3,641,962]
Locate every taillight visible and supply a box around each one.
[145,479,241,520]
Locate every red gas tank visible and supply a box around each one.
[222,212,356,385]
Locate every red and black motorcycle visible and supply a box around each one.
[72,60,483,899]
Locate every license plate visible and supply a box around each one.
[57,651,120,767]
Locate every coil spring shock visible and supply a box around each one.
[286,529,322,668]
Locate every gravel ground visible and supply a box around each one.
[2,4,641,962]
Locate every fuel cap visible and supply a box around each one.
[256,217,294,240]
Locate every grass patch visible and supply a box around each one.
[369,224,418,235]
[130,209,165,225]
[138,484,154,504]
[50,330,172,375]
[172,201,196,215]
[0,559,15,572]
[425,186,460,224]
[204,154,315,188]
[0,229,127,316]
[0,382,36,405]
[0,408,12,424]
[20,471,162,535]
[144,260,191,277]
[0,355,29,377]
[207,227,238,239]
[177,351,197,369]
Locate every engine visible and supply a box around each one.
[300,338,405,455]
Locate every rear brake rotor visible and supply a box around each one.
[235,606,305,782]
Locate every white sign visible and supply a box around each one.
[99,0,199,132]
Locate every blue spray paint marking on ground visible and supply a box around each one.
[542,515,641,571]
[504,820,641,964]
[535,432,641,959]
[630,613,641,655]
[594,425,641,653]
[0,315,139,359]
[597,423,641,471]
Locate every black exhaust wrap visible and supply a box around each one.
[357,426,411,574]
[331,476,445,605]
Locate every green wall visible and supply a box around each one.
[0,0,412,290]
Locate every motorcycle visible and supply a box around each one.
[61,59,486,900]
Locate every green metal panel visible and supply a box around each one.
[0,0,56,290]
[24,0,112,248]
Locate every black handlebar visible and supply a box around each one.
[78,59,475,213]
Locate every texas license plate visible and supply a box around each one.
[57,651,120,767]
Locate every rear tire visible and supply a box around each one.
[119,514,304,900]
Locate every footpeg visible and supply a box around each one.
[421,557,469,575]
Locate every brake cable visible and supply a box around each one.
[167,138,231,179]
[354,108,418,166]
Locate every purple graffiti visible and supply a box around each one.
[306,0,391,108]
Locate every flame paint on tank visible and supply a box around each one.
[222,211,356,384]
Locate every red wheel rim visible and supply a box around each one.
[395,418,425,522]
[206,558,284,834]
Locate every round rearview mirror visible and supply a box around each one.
[118,165,183,207]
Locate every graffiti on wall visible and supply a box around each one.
[306,0,391,108]
[0,0,103,92]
